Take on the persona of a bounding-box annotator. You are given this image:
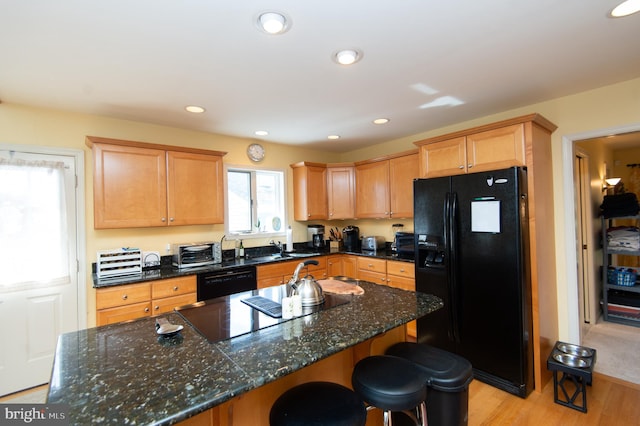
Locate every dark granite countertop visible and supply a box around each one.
[48,280,442,425]
[93,249,414,288]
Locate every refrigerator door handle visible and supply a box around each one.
[450,191,461,343]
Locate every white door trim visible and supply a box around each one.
[561,122,640,343]
[0,143,86,330]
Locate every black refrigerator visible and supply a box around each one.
[414,166,533,397]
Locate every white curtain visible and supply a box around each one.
[0,156,69,290]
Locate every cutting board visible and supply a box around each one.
[317,279,364,295]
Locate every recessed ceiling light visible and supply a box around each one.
[255,130,269,136]
[610,0,640,17]
[185,105,205,113]
[373,118,390,125]
[333,49,362,66]
[257,11,291,34]
[327,135,340,140]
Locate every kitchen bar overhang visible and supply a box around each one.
[47,279,441,425]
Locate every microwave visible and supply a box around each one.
[172,241,221,269]
[394,232,415,258]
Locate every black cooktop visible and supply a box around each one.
[175,285,351,343]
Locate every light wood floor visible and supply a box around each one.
[469,373,640,425]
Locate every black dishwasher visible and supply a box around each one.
[197,266,257,301]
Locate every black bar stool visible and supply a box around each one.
[269,381,367,426]
[352,355,429,426]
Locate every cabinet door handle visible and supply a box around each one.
[144,307,150,313]
[468,164,473,168]
[122,294,128,300]
[154,305,159,311]
[161,217,166,222]
[173,286,179,291]
[400,268,405,273]
[458,165,464,169]
[169,217,174,222]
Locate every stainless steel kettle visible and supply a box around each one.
[288,259,325,306]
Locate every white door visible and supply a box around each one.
[0,149,81,396]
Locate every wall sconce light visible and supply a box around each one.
[603,177,622,192]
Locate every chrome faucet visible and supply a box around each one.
[270,240,284,256]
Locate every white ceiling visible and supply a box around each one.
[1,1,639,152]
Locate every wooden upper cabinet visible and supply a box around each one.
[327,164,355,220]
[419,137,467,178]
[167,151,224,225]
[87,136,226,229]
[355,151,418,219]
[355,160,390,218]
[92,143,168,228]
[389,152,418,218]
[466,123,525,173]
[291,162,328,221]
[416,121,526,178]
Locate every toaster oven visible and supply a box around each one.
[361,236,386,252]
[172,241,221,269]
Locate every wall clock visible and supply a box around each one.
[247,143,265,162]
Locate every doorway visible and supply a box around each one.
[0,145,86,396]
[562,124,640,342]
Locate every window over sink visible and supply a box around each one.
[225,165,286,238]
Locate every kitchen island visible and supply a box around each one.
[47,279,441,425]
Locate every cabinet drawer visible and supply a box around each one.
[309,268,327,280]
[257,260,297,279]
[96,283,151,309]
[96,302,151,325]
[258,275,287,289]
[387,261,415,279]
[358,270,387,285]
[307,257,327,271]
[151,276,196,299]
[387,275,415,291]
[357,257,387,274]
[152,293,196,315]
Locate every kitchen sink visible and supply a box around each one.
[245,252,320,264]
[277,252,319,258]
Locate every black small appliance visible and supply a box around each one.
[342,226,360,252]
[394,232,415,259]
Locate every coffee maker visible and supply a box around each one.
[307,225,325,248]
[342,226,360,252]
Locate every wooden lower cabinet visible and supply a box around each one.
[386,260,416,338]
[178,325,407,426]
[96,276,196,326]
[326,254,358,278]
[343,255,357,278]
[256,257,327,289]
[356,257,387,285]
[355,258,417,338]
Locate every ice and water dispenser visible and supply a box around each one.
[417,234,445,268]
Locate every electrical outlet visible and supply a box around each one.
[166,243,171,253]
